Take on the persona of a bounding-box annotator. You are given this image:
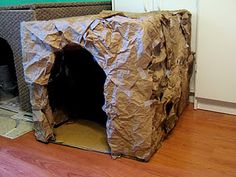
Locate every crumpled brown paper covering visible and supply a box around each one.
[21,10,193,161]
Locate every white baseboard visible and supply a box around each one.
[189,92,195,103]
[194,97,236,115]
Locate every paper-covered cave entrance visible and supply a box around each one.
[48,44,107,125]
[21,10,193,161]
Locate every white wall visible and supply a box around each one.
[194,0,236,114]
[195,0,236,103]
[112,0,158,12]
[112,0,146,12]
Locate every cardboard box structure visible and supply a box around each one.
[21,10,193,161]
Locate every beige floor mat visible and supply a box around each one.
[0,108,33,139]
[54,120,110,154]
[0,97,21,113]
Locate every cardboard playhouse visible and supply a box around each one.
[21,10,193,161]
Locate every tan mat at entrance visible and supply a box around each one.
[54,120,110,153]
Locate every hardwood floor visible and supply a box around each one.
[0,105,236,177]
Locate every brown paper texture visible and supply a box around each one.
[21,10,193,161]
